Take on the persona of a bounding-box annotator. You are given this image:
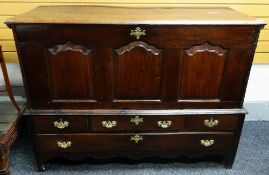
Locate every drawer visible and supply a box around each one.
[36,132,234,152]
[185,115,240,130]
[90,115,184,132]
[31,116,88,133]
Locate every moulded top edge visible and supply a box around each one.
[4,5,266,26]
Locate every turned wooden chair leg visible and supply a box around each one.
[0,46,20,112]
[0,151,11,175]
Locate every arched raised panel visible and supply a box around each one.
[114,41,162,100]
[47,41,95,101]
[179,42,227,100]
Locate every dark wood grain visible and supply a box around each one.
[179,42,226,99]
[13,25,257,48]
[114,44,162,100]
[31,116,88,133]
[48,41,91,55]
[93,48,113,102]
[36,132,234,152]
[185,114,239,130]
[185,42,226,56]
[91,115,184,132]
[115,41,161,56]
[47,42,95,101]
[8,19,264,170]
[12,25,262,109]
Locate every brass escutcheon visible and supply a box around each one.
[130,27,146,39]
[130,116,143,126]
[130,134,143,143]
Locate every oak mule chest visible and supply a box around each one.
[5,6,265,171]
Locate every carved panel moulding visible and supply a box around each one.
[48,41,91,55]
[115,41,162,56]
[185,42,226,56]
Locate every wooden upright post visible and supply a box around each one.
[0,46,20,112]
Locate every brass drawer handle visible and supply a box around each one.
[157,120,172,128]
[57,141,72,149]
[53,119,69,129]
[200,139,214,147]
[102,121,117,129]
[130,27,146,39]
[130,134,143,143]
[130,116,143,125]
[204,118,219,128]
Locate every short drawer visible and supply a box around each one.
[31,116,88,133]
[90,115,184,132]
[185,115,240,130]
[36,132,234,152]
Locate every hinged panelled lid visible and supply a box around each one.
[4,5,266,25]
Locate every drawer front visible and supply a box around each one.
[185,115,240,130]
[36,132,234,152]
[31,116,88,133]
[91,115,184,132]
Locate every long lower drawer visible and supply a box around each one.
[36,132,234,152]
